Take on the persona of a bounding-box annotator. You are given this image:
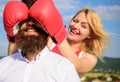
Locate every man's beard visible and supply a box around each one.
[16,28,48,55]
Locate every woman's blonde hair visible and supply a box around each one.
[73,7,109,60]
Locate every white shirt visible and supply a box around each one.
[0,46,80,82]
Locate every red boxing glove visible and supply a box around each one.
[3,1,28,42]
[29,0,66,44]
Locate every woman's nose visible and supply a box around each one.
[74,23,80,29]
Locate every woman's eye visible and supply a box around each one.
[82,25,86,29]
[72,19,78,23]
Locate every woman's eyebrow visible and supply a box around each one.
[81,22,89,24]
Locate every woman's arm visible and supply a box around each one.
[8,42,18,55]
[57,39,97,76]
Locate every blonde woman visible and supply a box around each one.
[48,7,109,76]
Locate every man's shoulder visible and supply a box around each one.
[0,52,21,64]
[41,46,71,64]
[47,51,80,81]
[46,51,74,67]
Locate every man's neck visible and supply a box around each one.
[23,51,39,61]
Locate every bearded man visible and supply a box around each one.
[0,0,80,82]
